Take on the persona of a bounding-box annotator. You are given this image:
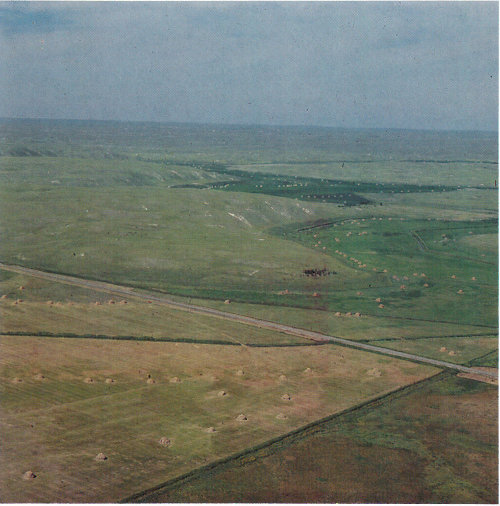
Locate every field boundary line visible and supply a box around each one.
[120,371,451,503]
[1,262,497,379]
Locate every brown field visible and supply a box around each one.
[0,335,437,502]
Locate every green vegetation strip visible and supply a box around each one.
[122,371,451,503]
[360,332,498,343]
[0,331,323,348]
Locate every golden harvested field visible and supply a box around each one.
[0,335,437,502]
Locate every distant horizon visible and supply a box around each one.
[1,116,498,135]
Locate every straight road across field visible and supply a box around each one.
[1,262,497,380]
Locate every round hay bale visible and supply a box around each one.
[423,283,429,287]
[94,301,101,306]
[413,273,418,277]
[19,286,25,291]
[169,377,181,383]
[378,304,385,309]
[217,390,227,397]
[224,299,231,304]
[403,276,409,280]
[367,368,382,377]
[276,413,288,420]
[345,312,352,317]
[236,414,247,422]
[236,370,245,376]
[105,378,114,384]
[95,453,107,461]
[108,300,115,305]
[146,378,156,384]
[451,274,456,279]
[375,298,382,303]
[1,294,7,299]
[448,351,456,356]
[278,374,287,382]
[303,367,312,374]
[382,269,387,273]
[354,312,361,317]
[33,373,45,381]
[158,437,171,447]
[439,347,447,352]
[281,393,291,401]
[334,312,341,317]
[119,300,128,304]
[84,377,94,384]
[205,427,216,433]
[11,377,22,383]
[421,273,426,277]
[55,302,62,307]
[312,292,320,297]
[23,471,36,480]
[356,291,363,296]
[457,289,464,294]
[471,276,476,281]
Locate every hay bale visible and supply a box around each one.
[345,312,352,317]
[312,292,320,298]
[205,427,216,433]
[383,269,388,273]
[169,377,181,383]
[217,390,227,397]
[457,289,464,294]
[448,351,456,356]
[378,304,385,308]
[276,413,288,420]
[224,299,231,304]
[146,378,156,384]
[303,367,312,374]
[354,312,361,317]
[366,368,382,377]
[236,414,248,422]
[400,285,406,290]
[19,286,25,291]
[423,283,429,287]
[119,300,128,304]
[33,373,45,381]
[108,299,115,305]
[105,378,114,384]
[356,291,363,296]
[279,375,287,382]
[281,393,291,401]
[375,298,382,303]
[158,437,171,447]
[403,276,409,280]
[413,273,418,277]
[471,277,476,281]
[95,453,107,461]
[334,311,342,317]
[84,377,94,384]
[439,347,446,352]
[236,370,245,376]
[421,273,426,277]
[0,294,7,299]
[451,274,456,279]
[94,301,101,306]
[11,377,22,383]
[23,471,36,480]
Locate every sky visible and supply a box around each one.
[0,1,498,131]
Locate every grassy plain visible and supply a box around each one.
[0,335,437,502]
[0,119,497,502]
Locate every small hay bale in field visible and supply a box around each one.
[413,273,418,277]
[236,370,245,376]
[224,299,231,304]
[312,292,320,298]
[108,299,115,305]
[383,269,387,273]
[170,376,181,383]
[423,283,429,287]
[55,302,62,307]
[421,273,426,277]
[403,276,409,281]
[400,285,406,290]
[23,471,36,480]
[375,298,382,303]
[471,277,476,281]
[356,291,363,296]
[366,368,382,377]
[392,275,398,280]
[205,427,216,433]
[146,378,156,384]
[119,300,127,304]
[218,390,227,397]
[448,351,456,356]
[236,414,248,422]
[105,378,114,384]
[303,367,312,375]
[378,304,385,309]
[334,311,341,317]
[84,377,94,384]
[345,312,352,317]
[19,286,25,291]
[354,312,361,317]
[440,346,447,353]
[451,274,456,279]
[281,393,291,401]
[0,294,7,299]
[11,377,23,383]
[457,289,464,294]
[279,374,287,382]
[95,453,107,461]
[276,413,288,420]
[33,373,45,381]
[94,301,101,306]
[158,437,171,447]
[67,301,74,306]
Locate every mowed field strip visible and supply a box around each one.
[0,334,439,502]
[1,263,496,380]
